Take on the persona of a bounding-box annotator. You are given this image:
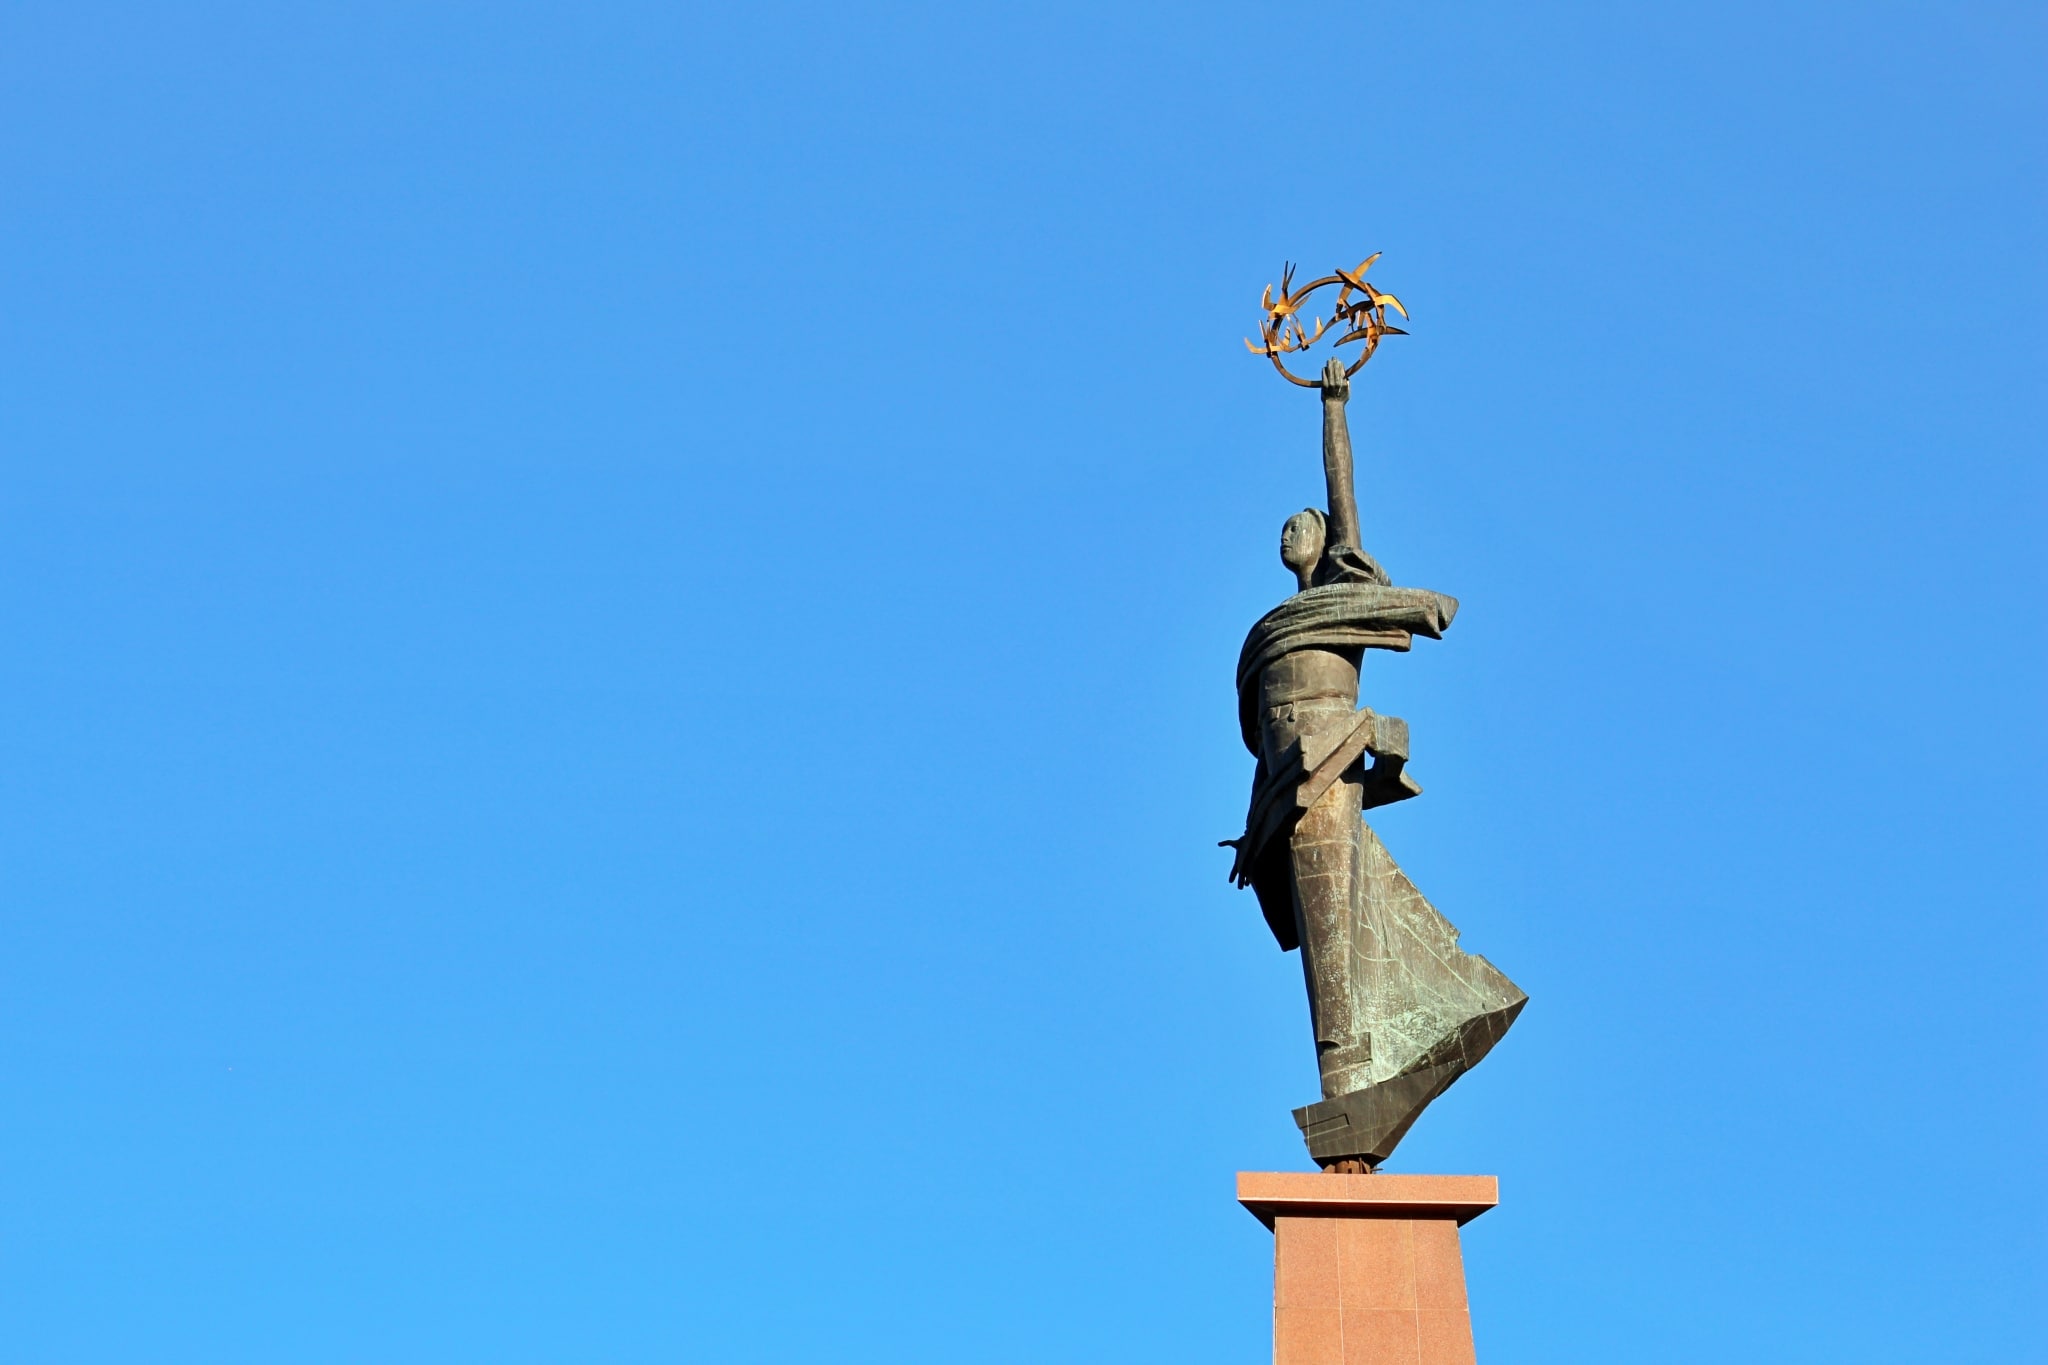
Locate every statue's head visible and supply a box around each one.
[1281,508,1326,592]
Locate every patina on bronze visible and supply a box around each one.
[1226,260,1525,1173]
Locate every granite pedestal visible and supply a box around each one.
[1238,1173,1498,1365]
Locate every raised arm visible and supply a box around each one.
[1318,357,1361,556]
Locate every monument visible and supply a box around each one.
[1226,257,1524,1363]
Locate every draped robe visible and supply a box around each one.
[1227,582,1527,1165]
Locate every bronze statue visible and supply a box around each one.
[1227,260,1525,1172]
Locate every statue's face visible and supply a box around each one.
[1281,511,1325,574]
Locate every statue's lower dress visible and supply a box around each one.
[1227,582,1526,1168]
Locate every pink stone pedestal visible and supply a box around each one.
[1238,1172,1499,1365]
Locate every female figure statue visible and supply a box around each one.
[1227,360,1525,1171]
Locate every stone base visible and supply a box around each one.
[1238,1172,1498,1365]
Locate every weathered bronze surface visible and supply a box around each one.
[1226,264,1525,1170]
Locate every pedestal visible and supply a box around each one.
[1238,1172,1498,1365]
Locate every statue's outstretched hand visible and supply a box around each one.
[1320,356,1350,402]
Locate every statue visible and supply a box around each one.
[1225,258,1525,1173]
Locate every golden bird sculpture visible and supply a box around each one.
[1246,254,1409,387]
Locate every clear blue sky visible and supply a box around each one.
[2,3,2040,1361]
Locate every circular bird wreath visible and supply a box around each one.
[1245,254,1409,387]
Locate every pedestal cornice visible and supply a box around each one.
[1237,1172,1499,1229]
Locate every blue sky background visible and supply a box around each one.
[2,3,2041,1360]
